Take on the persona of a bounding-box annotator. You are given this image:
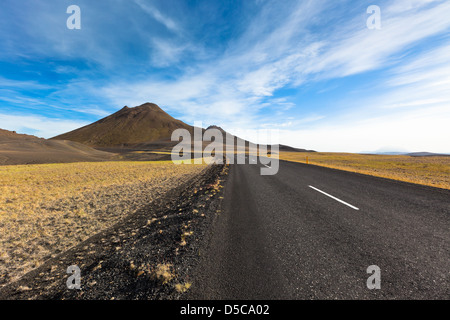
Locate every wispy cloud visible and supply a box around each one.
[0,77,53,90]
[0,113,89,138]
[134,0,181,34]
[150,38,190,67]
[1,0,449,151]
[277,104,450,153]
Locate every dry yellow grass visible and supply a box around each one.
[279,152,450,189]
[175,282,192,293]
[0,161,207,286]
[153,263,175,284]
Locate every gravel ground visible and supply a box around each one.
[0,163,227,300]
[0,162,206,288]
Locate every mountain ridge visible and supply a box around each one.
[51,103,193,147]
[0,129,113,165]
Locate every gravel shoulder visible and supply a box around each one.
[0,163,228,300]
[0,162,207,287]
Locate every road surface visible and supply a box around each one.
[188,159,450,299]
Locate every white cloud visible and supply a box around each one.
[278,105,450,153]
[134,0,181,33]
[0,77,52,90]
[377,43,450,115]
[102,0,450,114]
[279,37,450,153]
[304,0,450,78]
[2,0,449,152]
[386,0,441,14]
[0,114,89,138]
[150,38,190,67]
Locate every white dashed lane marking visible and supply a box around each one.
[308,185,359,210]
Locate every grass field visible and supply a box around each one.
[279,152,450,190]
[0,161,207,287]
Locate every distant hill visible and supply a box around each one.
[362,150,450,156]
[277,144,315,152]
[51,103,193,147]
[205,125,247,147]
[1,102,314,164]
[51,102,312,154]
[203,127,315,152]
[405,152,450,157]
[371,151,407,155]
[0,129,113,165]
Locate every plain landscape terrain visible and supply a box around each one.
[0,103,448,300]
[279,152,450,190]
[0,160,208,288]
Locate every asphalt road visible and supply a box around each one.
[188,159,450,299]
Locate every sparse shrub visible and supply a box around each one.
[175,282,192,293]
[0,161,207,287]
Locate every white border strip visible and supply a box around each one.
[308,185,359,210]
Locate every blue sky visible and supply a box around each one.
[0,0,449,152]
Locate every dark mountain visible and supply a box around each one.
[51,103,312,154]
[51,103,193,147]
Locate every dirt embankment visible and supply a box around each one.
[0,162,207,287]
[0,128,115,166]
[0,163,228,300]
